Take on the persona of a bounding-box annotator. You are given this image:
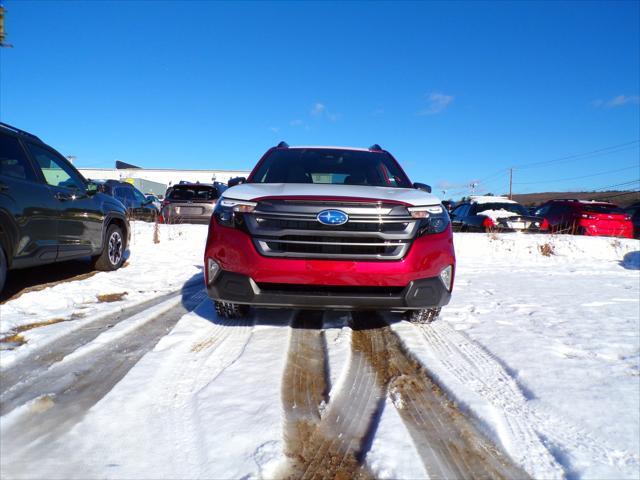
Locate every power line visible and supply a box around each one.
[514,141,639,170]
[467,140,639,189]
[513,165,639,185]
[591,179,640,191]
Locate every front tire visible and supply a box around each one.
[93,224,125,271]
[214,301,250,319]
[406,308,441,324]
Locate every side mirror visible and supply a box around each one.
[413,182,432,193]
[86,181,99,196]
[228,176,247,188]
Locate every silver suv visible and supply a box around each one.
[161,183,220,224]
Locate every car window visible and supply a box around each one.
[535,205,550,216]
[250,148,413,187]
[452,204,469,217]
[167,186,218,200]
[549,203,570,215]
[113,187,132,206]
[131,187,147,204]
[581,203,625,214]
[0,133,38,182]
[26,143,85,190]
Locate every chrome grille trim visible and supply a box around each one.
[246,200,418,260]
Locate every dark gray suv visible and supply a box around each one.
[0,122,130,293]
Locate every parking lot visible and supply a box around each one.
[1,222,638,479]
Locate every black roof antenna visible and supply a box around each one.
[369,144,383,151]
[277,141,289,148]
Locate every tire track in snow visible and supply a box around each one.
[412,320,638,475]
[0,280,203,395]
[0,288,208,470]
[155,303,257,477]
[350,312,531,480]
[281,311,378,480]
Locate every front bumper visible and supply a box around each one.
[207,270,451,310]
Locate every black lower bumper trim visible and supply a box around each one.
[207,271,451,310]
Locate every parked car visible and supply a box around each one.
[161,182,220,224]
[227,176,246,188]
[95,180,159,222]
[534,199,633,238]
[204,142,455,323]
[450,196,545,232]
[145,194,161,211]
[0,122,129,293]
[624,202,640,238]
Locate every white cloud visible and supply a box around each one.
[289,119,304,127]
[419,92,455,115]
[310,102,340,121]
[310,103,326,116]
[592,94,640,109]
[269,126,280,133]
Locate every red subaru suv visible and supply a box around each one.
[204,143,455,322]
[535,199,633,238]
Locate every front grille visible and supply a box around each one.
[245,200,418,260]
[255,217,409,232]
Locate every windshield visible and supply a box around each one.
[582,204,625,214]
[167,186,218,201]
[249,148,412,187]
[476,203,528,216]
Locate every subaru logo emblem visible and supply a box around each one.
[317,209,349,226]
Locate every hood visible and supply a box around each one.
[221,183,441,206]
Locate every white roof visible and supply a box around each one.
[469,195,517,204]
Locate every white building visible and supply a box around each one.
[78,167,251,192]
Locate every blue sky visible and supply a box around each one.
[0,0,638,197]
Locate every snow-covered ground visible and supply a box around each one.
[1,225,638,479]
[0,222,209,368]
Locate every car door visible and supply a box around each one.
[449,204,468,231]
[0,132,59,267]
[130,186,155,221]
[25,142,104,259]
[544,204,563,230]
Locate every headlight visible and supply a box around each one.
[213,198,257,228]
[408,205,450,235]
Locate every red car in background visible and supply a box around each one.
[534,199,633,238]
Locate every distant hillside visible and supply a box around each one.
[510,190,639,207]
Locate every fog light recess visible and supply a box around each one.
[439,265,453,291]
[207,258,221,285]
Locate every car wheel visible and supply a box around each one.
[406,308,441,324]
[93,224,125,271]
[214,301,249,319]
[0,247,7,294]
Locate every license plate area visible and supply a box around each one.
[177,206,203,215]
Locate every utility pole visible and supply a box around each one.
[508,168,513,199]
[0,4,14,48]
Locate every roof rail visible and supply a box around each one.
[369,144,383,151]
[277,141,289,148]
[0,122,43,142]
